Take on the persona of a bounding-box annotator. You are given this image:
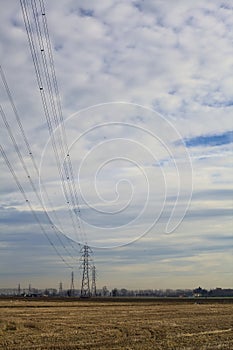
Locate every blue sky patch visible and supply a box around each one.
[79,8,94,17]
[184,131,233,147]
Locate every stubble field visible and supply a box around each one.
[0,298,232,350]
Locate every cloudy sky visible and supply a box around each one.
[0,0,232,291]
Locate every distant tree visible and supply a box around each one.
[112,288,119,297]
[102,286,109,296]
[120,288,128,296]
[193,286,208,297]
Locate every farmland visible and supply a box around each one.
[0,298,232,349]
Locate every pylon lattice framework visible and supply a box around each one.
[80,244,92,297]
[70,271,75,296]
[91,265,97,297]
[59,281,63,296]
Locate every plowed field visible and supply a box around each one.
[0,299,232,349]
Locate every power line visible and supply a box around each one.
[2,1,99,282]
[0,144,73,269]
[0,103,77,263]
[0,64,80,259]
[38,0,86,242]
[20,0,86,244]
[38,0,87,244]
[20,0,80,240]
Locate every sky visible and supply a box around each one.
[0,0,232,291]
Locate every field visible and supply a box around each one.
[0,298,232,350]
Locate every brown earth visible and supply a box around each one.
[0,299,232,349]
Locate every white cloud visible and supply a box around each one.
[0,0,232,289]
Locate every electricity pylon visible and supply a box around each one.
[59,281,63,296]
[91,265,97,297]
[70,271,75,296]
[80,244,92,297]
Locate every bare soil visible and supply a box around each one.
[0,299,232,349]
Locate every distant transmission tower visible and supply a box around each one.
[91,265,97,297]
[70,271,75,297]
[80,244,92,297]
[59,281,63,296]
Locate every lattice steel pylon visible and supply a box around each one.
[91,265,97,297]
[59,281,63,296]
[80,244,92,297]
[70,271,75,297]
